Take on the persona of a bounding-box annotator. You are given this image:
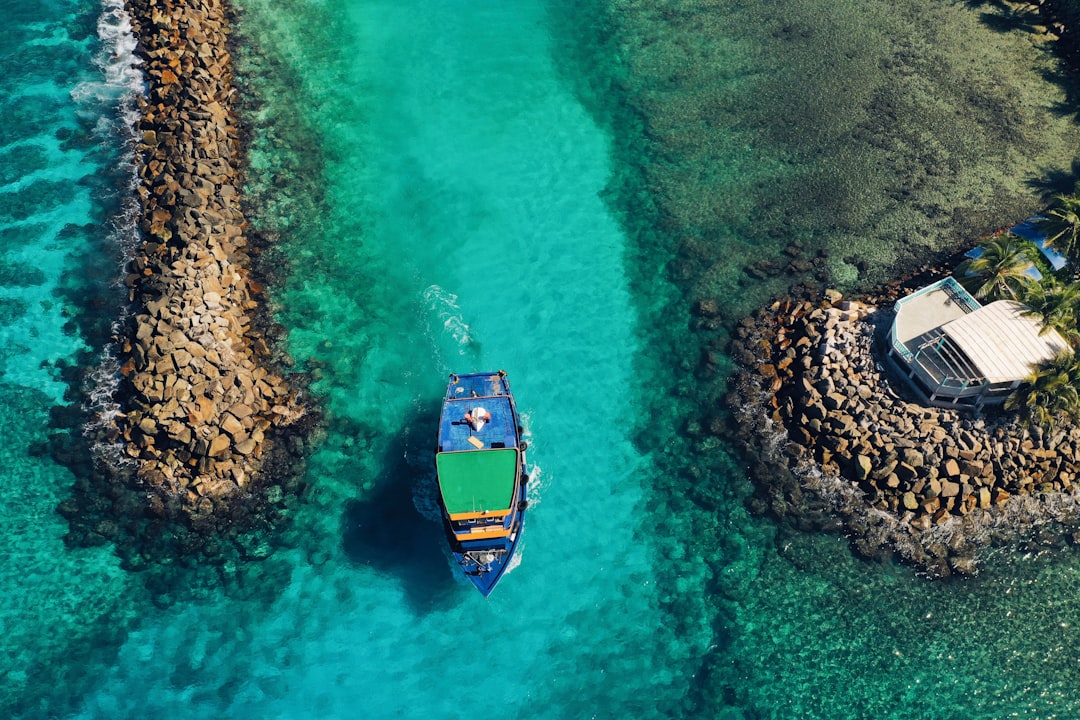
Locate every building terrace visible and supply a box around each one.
[887,277,1069,408]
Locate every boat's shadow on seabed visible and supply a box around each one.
[340,403,463,613]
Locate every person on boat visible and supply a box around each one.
[464,407,490,431]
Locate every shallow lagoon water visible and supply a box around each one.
[7,0,1080,718]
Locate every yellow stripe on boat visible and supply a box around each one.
[448,509,510,521]
[454,527,511,540]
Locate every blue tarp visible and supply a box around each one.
[1010,217,1068,271]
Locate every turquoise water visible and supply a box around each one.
[0,0,137,714]
[9,0,1080,717]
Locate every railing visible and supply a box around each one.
[940,276,982,313]
[890,276,981,364]
[893,276,980,313]
[891,334,915,362]
[908,355,988,396]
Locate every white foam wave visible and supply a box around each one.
[525,464,544,509]
[504,542,523,575]
[80,0,145,469]
[83,344,138,471]
[84,344,121,424]
[422,284,476,354]
[72,0,143,132]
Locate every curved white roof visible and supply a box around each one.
[942,300,1070,383]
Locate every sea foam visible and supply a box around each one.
[422,284,476,356]
[80,0,143,470]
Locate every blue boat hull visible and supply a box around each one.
[435,371,528,597]
[445,476,527,597]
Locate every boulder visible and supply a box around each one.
[895,462,919,484]
[940,480,961,498]
[235,438,257,455]
[220,412,244,438]
[925,477,942,498]
[901,448,924,468]
[208,432,231,457]
[823,392,847,411]
[172,348,193,369]
[854,454,873,481]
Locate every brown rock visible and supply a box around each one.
[221,413,244,438]
[901,448,924,468]
[960,460,986,478]
[823,393,846,411]
[167,421,192,444]
[235,438,257,455]
[895,462,919,484]
[173,348,193,369]
[208,433,231,457]
[804,401,827,422]
[910,514,932,532]
[925,477,942,498]
[871,458,899,481]
[854,454,872,481]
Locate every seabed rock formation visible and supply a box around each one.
[727,270,1080,577]
[70,0,310,548]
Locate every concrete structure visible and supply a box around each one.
[888,277,1070,408]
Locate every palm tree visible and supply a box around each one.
[1036,194,1080,260]
[1018,276,1080,342]
[956,233,1037,301]
[1005,350,1080,430]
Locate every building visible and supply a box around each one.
[887,277,1070,408]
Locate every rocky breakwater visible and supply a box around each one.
[727,288,1080,576]
[98,0,307,530]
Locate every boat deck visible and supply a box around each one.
[438,373,519,452]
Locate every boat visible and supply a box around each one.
[435,370,528,596]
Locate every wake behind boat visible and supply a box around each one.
[435,371,528,596]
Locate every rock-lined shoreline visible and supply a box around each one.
[98,0,307,523]
[726,272,1080,576]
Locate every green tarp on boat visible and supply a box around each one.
[436,448,518,515]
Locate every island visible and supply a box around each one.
[727,209,1080,576]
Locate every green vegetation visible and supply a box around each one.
[1036,194,1080,258]
[1004,350,1080,429]
[958,193,1080,427]
[1019,276,1080,341]
[955,233,1038,300]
